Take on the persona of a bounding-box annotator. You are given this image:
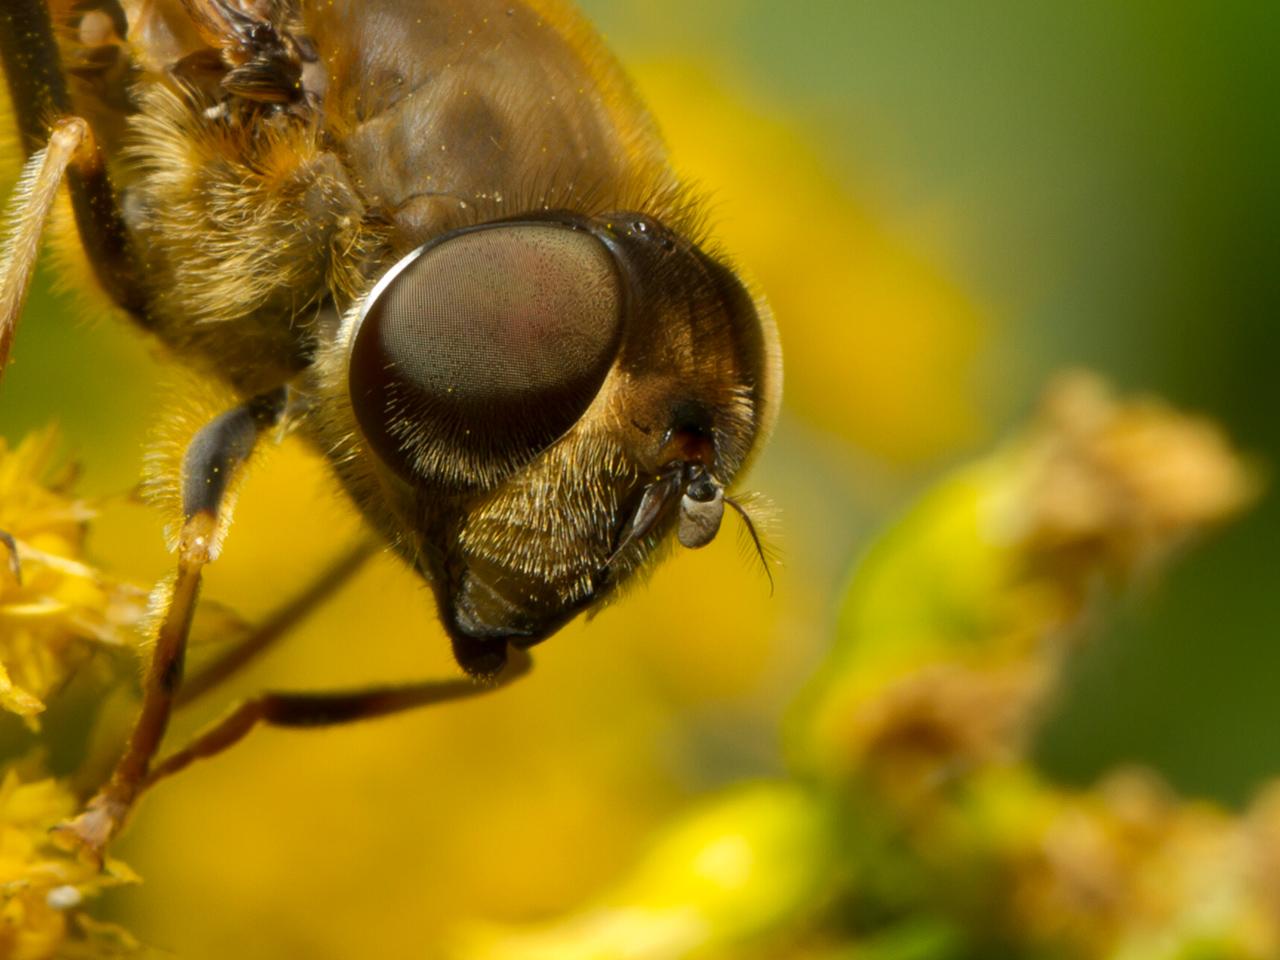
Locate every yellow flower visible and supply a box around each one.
[0,428,148,728]
[0,761,139,960]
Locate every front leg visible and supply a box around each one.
[58,388,288,857]
[0,118,90,373]
[1,1,148,317]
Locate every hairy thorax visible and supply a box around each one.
[63,0,672,395]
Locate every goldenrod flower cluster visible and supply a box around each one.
[0,430,143,958]
[0,429,146,728]
[0,763,138,960]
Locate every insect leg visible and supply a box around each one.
[0,118,89,374]
[0,1,148,317]
[0,2,74,156]
[146,650,532,791]
[177,536,380,707]
[56,389,287,857]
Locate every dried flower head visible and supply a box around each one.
[997,370,1260,577]
[804,376,1259,788]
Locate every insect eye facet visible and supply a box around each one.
[349,224,623,488]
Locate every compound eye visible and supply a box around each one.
[349,224,623,489]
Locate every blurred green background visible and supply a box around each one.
[1,1,1277,956]
[571,0,1280,804]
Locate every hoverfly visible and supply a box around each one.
[0,0,780,855]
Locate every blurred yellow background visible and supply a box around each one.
[1,1,1277,957]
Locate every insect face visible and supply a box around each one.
[318,213,775,674]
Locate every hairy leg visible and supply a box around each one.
[57,389,288,856]
[0,118,89,373]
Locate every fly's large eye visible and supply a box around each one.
[349,224,623,489]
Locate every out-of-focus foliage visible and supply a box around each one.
[456,782,838,960]
[455,376,1263,960]
[801,372,1257,784]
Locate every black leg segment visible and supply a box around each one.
[0,0,150,318]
